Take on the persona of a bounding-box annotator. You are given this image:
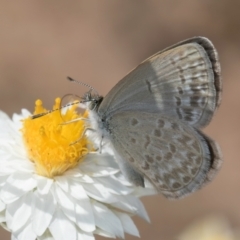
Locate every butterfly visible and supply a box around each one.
[40,36,223,199]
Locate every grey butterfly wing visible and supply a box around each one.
[106,111,222,199]
[98,37,221,129]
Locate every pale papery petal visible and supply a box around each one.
[11,192,32,232]
[5,206,13,229]
[63,168,83,178]
[80,153,118,170]
[49,208,77,240]
[12,109,31,125]
[1,172,36,204]
[86,166,119,177]
[36,176,53,195]
[0,211,6,223]
[112,172,133,186]
[133,186,157,197]
[76,175,94,184]
[75,202,95,232]
[96,176,133,195]
[55,176,69,192]
[0,111,11,121]
[11,234,17,240]
[115,211,140,237]
[80,156,119,177]
[21,109,31,117]
[93,228,115,238]
[81,182,118,204]
[6,194,28,230]
[112,194,150,222]
[77,230,95,240]
[9,160,35,173]
[37,229,54,240]
[0,198,6,212]
[32,191,56,236]
[55,184,76,223]
[69,180,89,200]
[69,183,95,232]
[92,201,124,239]
[0,161,22,176]
[1,186,22,204]
[12,221,37,240]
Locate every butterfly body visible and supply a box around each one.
[85,36,222,199]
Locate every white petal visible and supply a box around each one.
[32,191,56,236]
[133,186,157,197]
[63,168,83,178]
[112,172,132,186]
[0,210,6,223]
[96,176,133,195]
[69,182,95,232]
[69,181,88,200]
[76,175,94,184]
[82,153,117,169]
[12,221,36,240]
[0,162,16,176]
[94,228,115,238]
[82,183,117,204]
[36,176,53,195]
[21,109,31,118]
[77,230,94,240]
[1,172,36,204]
[37,229,54,240]
[115,212,140,237]
[49,208,77,240]
[6,193,25,229]
[55,184,76,223]
[0,222,9,231]
[10,192,32,232]
[12,109,30,127]
[87,166,119,177]
[76,202,95,232]
[12,235,17,240]
[55,176,69,192]
[0,159,33,174]
[0,111,11,121]
[92,201,124,238]
[0,198,6,211]
[112,195,150,222]
[13,160,35,173]
[80,155,119,177]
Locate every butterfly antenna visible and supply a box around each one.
[31,100,84,119]
[67,76,99,97]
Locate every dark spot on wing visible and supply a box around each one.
[131,118,139,126]
[145,79,153,93]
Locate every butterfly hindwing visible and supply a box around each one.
[106,111,222,199]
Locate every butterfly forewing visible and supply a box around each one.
[98,37,221,128]
[107,111,221,199]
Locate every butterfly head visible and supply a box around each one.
[83,90,103,111]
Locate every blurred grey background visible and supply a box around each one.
[0,1,240,239]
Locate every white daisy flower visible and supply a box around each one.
[0,98,156,240]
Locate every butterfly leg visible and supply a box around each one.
[59,117,89,125]
[69,127,95,146]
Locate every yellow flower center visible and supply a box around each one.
[22,98,91,178]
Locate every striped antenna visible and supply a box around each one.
[32,77,97,119]
[67,76,99,96]
[31,100,84,119]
